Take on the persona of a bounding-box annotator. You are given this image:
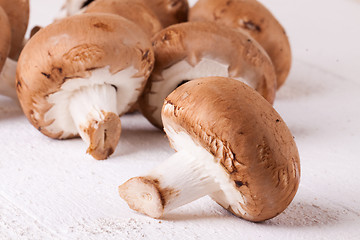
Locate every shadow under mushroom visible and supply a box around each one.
[0,96,22,121]
[264,199,359,227]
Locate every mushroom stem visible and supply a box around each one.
[0,58,17,99]
[69,84,121,160]
[119,146,221,218]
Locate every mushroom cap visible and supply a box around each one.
[85,0,163,36]
[190,0,292,88]
[140,0,189,27]
[0,6,11,73]
[162,77,300,222]
[0,0,29,60]
[16,13,154,139]
[139,21,276,128]
[61,0,188,28]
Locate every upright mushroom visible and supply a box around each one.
[0,0,29,99]
[190,0,292,88]
[16,13,154,160]
[85,0,163,37]
[57,0,189,27]
[139,22,276,128]
[119,77,300,221]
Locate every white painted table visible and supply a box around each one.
[1,0,360,239]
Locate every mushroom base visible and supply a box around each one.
[0,58,17,99]
[119,148,220,218]
[69,84,121,160]
[85,111,121,160]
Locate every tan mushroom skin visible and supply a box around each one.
[58,0,189,28]
[139,0,189,27]
[190,0,292,88]
[0,0,29,60]
[120,77,300,221]
[0,6,10,74]
[85,0,163,37]
[139,22,276,128]
[16,14,154,160]
[0,5,17,99]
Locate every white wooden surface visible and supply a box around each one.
[1,0,360,239]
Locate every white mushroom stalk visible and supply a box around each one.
[119,125,246,218]
[0,58,17,99]
[69,84,120,158]
[44,66,144,160]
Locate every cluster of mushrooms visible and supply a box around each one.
[1,0,300,222]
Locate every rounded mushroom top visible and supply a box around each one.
[161,77,300,222]
[0,0,29,60]
[61,0,188,28]
[16,13,154,139]
[139,21,276,128]
[190,0,292,88]
[0,6,11,73]
[85,0,163,36]
[140,0,189,27]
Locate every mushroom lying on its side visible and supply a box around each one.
[139,22,276,128]
[119,77,300,221]
[57,0,188,27]
[0,1,29,99]
[85,0,163,37]
[189,0,291,89]
[16,14,154,160]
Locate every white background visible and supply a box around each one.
[1,0,360,239]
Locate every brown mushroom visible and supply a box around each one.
[119,77,300,221]
[190,0,292,88]
[0,5,16,99]
[57,0,189,27]
[16,13,154,160]
[85,0,163,36]
[140,0,189,27]
[0,6,10,74]
[0,0,29,60]
[30,26,42,38]
[139,22,276,128]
